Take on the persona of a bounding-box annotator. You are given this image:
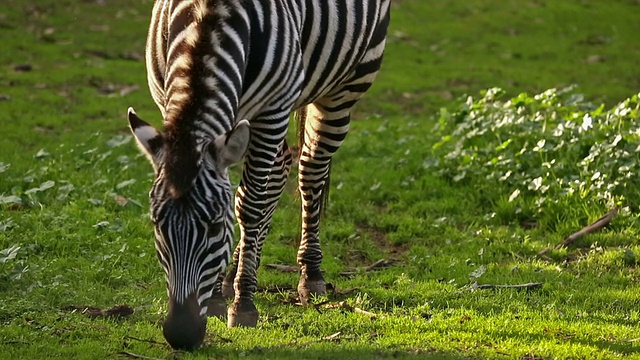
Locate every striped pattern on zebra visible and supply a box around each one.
[127,0,390,350]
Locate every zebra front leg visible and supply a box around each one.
[228,135,292,327]
[297,104,351,303]
[227,226,260,327]
[222,139,293,300]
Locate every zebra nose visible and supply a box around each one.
[163,292,206,350]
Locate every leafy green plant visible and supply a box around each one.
[428,87,640,229]
[0,244,28,288]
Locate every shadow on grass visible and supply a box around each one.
[486,329,639,358]
[196,346,473,360]
[569,338,639,357]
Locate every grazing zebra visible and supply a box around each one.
[127,0,390,350]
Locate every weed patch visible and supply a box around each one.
[428,87,640,231]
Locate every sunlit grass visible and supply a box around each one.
[1,0,640,359]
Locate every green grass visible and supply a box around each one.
[1,0,640,359]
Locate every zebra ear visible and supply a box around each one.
[128,107,163,168]
[212,119,250,171]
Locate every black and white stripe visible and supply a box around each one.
[128,0,390,350]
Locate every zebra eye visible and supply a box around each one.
[209,221,223,235]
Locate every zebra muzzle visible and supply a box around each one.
[163,291,206,350]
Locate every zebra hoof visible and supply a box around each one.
[297,271,326,304]
[206,294,227,320]
[227,299,258,328]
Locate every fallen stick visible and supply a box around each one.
[323,301,378,318]
[265,264,299,272]
[268,331,350,349]
[321,332,343,342]
[123,336,165,346]
[257,284,294,293]
[331,286,360,296]
[210,334,234,344]
[538,207,618,255]
[339,258,392,276]
[472,282,543,291]
[117,351,163,360]
[61,304,134,318]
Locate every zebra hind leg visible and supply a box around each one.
[297,27,387,302]
[297,102,353,303]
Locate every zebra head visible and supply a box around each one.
[127,107,249,350]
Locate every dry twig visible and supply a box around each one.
[2,341,29,345]
[331,286,360,296]
[322,301,378,318]
[117,351,163,360]
[204,333,234,344]
[266,331,347,349]
[257,284,294,293]
[339,258,393,276]
[472,282,543,291]
[255,331,377,353]
[265,264,300,272]
[538,207,618,255]
[294,331,352,347]
[61,304,134,318]
[123,336,165,346]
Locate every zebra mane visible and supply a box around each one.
[160,0,240,198]
[160,0,218,198]
[162,123,200,199]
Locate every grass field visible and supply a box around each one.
[1,0,640,359]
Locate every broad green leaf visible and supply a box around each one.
[508,189,520,202]
[116,179,136,189]
[25,181,56,195]
[469,265,487,281]
[0,195,22,204]
[0,245,20,263]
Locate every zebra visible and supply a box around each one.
[127,0,390,350]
